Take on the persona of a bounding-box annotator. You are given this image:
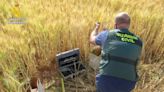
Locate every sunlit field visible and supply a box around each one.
[0,0,164,92]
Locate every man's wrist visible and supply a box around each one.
[94,22,100,35]
[93,29,98,36]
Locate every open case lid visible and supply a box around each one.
[56,48,80,67]
[56,48,85,79]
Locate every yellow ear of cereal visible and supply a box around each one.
[10,6,21,17]
[91,46,101,56]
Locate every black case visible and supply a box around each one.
[56,48,85,79]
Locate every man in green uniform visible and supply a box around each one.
[90,12,143,92]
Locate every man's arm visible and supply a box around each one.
[90,23,100,45]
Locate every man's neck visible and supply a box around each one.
[115,28,129,33]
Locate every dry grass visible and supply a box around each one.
[0,0,164,92]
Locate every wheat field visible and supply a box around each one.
[0,0,164,92]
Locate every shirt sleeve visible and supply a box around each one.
[95,30,108,47]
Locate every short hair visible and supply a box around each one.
[115,12,130,24]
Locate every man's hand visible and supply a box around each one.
[90,22,100,45]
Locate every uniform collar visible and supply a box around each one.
[116,28,129,33]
